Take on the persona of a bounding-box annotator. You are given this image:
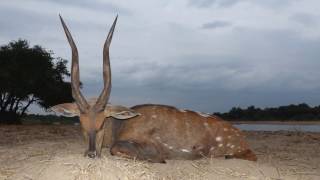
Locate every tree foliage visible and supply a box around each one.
[214,103,320,121]
[0,39,73,123]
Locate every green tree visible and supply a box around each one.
[0,39,73,123]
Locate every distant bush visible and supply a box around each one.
[213,103,320,121]
[22,114,79,125]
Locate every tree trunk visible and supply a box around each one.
[2,94,13,112]
[0,95,22,124]
[9,97,17,111]
[19,98,36,117]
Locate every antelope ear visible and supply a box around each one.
[104,105,140,120]
[50,103,80,117]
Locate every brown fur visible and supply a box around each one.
[101,104,257,162]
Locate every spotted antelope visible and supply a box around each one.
[51,15,257,163]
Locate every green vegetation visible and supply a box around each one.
[214,103,320,121]
[0,39,73,124]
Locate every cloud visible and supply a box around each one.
[188,0,240,8]
[201,21,231,29]
[250,0,297,9]
[0,7,53,37]
[2,0,320,114]
[290,13,319,27]
[41,0,131,15]
[187,0,298,10]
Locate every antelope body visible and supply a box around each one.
[52,15,257,163]
[104,104,257,162]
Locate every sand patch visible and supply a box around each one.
[0,125,319,179]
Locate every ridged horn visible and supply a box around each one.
[94,15,118,111]
[59,15,89,113]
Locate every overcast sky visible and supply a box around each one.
[1,0,320,113]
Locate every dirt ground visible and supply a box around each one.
[0,125,319,180]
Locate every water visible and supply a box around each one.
[234,124,320,132]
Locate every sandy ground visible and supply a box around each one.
[0,125,319,180]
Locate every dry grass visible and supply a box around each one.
[0,125,319,180]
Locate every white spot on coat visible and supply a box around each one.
[163,143,169,147]
[218,144,223,147]
[162,142,174,150]
[223,128,228,131]
[196,111,211,117]
[215,136,222,142]
[227,136,232,139]
[181,149,190,153]
[230,145,235,149]
[152,115,157,118]
[210,147,215,151]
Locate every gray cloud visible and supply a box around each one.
[2,0,320,114]
[202,21,231,29]
[42,0,131,15]
[0,7,53,38]
[188,0,240,8]
[290,13,319,27]
[188,0,298,9]
[251,0,297,9]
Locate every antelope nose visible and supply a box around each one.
[87,151,97,158]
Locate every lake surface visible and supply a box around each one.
[234,124,320,132]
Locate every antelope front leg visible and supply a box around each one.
[110,140,166,163]
[96,128,105,157]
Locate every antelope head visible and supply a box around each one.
[51,15,139,158]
